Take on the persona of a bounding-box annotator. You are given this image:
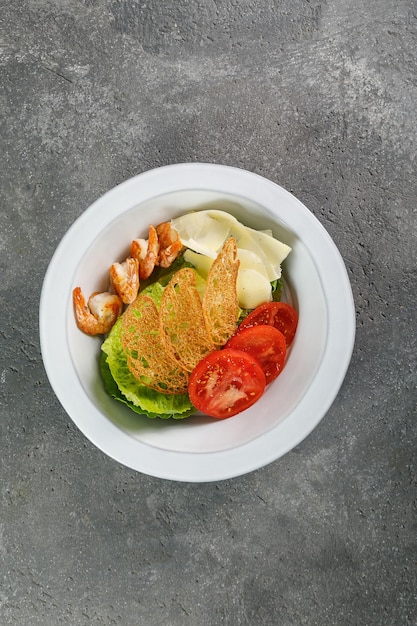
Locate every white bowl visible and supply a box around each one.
[40,164,355,482]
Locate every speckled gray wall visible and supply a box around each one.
[1,1,416,624]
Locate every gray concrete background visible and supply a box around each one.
[1,1,416,624]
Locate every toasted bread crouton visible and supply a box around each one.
[160,268,215,372]
[121,294,189,395]
[202,237,240,346]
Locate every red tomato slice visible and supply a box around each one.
[188,348,266,419]
[239,302,298,346]
[226,325,287,384]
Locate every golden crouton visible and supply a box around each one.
[121,294,189,395]
[160,268,215,372]
[202,237,240,346]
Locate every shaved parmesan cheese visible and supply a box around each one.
[246,228,291,280]
[236,248,270,281]
[172,209,291,308]
[237,269,272,309]
[184,249,213,278]
[172,211,233,258]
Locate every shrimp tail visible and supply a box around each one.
[131,225,160,280]
[72,287,123,335]
[156,222,184,268]
[109,257,139,304]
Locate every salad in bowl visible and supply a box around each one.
[72,209,298,421]
[40,164,355,481]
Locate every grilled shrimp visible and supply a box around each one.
[72,287,123,335]
[130,224,160,280]
[109,257,139,304]
[156,222,183,268]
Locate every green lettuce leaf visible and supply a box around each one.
[100,351,161,418]
[101,316,196,419]
[271,278,283,302]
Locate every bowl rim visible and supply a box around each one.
[40,163,355,482]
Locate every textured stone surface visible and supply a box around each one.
[1,1,416,624]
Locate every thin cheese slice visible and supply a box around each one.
[232,229,277,281]
[185,246,273,308]
[237,269,272,309]
[171,211,233,258]
[183,249,214,279]
[236,248,270,280]
[246,227,292,279]
[172,208,292,284]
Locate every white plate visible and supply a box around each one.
[40,164,355,482]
